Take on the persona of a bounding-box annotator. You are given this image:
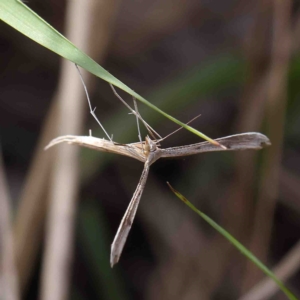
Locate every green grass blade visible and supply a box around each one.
[167,182,297,300]
[0,0,220,145]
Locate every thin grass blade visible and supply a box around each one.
[167,182,297,300]
[0,0,218,145]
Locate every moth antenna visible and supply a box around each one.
[109,84,162,141]
[75,64,112,141]
[158,114,202,143]
[132,97,161,141]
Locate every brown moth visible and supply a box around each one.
[47,65,271,266]
[46,132,270,266]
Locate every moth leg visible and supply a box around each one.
[75,64,112,141]
[109,84,162,141]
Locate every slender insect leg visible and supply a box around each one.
[109,84,162,140]
[75,64,112,141]
[132,97,161,140]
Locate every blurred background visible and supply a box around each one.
[1,0,300,299]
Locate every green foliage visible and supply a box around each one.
[0,0,221,144]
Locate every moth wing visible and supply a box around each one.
[110,161,150,267]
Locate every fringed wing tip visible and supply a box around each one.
[44,139,59,151]
[255,133,271,148]
[110,251,119,268]
[44,135,78,151]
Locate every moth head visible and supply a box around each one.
[144,136,157,155]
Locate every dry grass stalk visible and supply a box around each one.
[242,0,292,291]
[0,151,20,300]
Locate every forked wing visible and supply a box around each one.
[160,132,271,158]
[45,135,146,162]
[110,161,150,267]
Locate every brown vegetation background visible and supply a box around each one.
[1,0,300,299]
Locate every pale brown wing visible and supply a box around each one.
[110,161,150,267]
[45,135,146,162]
[160,132,271,158]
